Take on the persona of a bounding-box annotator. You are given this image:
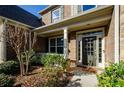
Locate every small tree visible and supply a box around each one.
[2,24,37,76]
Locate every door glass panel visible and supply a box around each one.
[82,36,96,66]
[78,41,81,60]
[99,38,102,63]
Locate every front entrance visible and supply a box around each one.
[82,36,97,66]
[77,28,105,68]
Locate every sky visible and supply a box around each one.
[19,5,48,18]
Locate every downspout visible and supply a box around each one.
[119,5,120,62]
[114,5,120,63]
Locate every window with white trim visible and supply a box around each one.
[52,6,63,23]
[78,5,96,13]
[49,37,63,54]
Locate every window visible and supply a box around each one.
[52,6,63,23]
[49,38,56,53]
[49,37,63,54]
[78,5,96,13]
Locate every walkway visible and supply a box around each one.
[67,69,98,87]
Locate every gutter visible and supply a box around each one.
[33,5,113,32]
[38,5,53,14]
[38,5,60,15]
[0,16,35,29]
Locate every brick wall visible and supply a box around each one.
[64,5,71,19]
[42,11,51,25]
[68,31,76,61]
[33,37,48,53]
[105,9,115,63]
[41,5,72,25]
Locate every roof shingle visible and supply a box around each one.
[0,5,41,27]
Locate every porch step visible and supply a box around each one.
[68,66,104,74]
[96,67,104,74]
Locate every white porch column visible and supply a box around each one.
[114,5,120,63]
[0,19,7,63]
[63,27,68,60]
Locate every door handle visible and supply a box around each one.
[103,50,105,53]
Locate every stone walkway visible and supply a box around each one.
[67,71,98,87]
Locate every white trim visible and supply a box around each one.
[63,28,68,59]
[38,14,111,35]
[34,5,113,31]
[76,27,105,68]
[6,22,29,30]
[102,31,105,68]
[38,5,54,14]
[114,5,120,63]
[0,16,34,28]
[76,27,105,35]
[71,5,74,16]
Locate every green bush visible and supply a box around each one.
[30,54,42,66]
[0,61,20,75]
[41,67,68,87]
[41,53,67,69]
[97,61,124,87]
[0,73,15,87]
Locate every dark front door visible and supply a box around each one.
[82,36,97,66]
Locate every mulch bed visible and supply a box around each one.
[13,66,71,87]
[67,66,97,74]
[13,66,97,87]
[14,66,45,87]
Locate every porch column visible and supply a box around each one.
[0,19,7,63]
[63,27,68,60]
[114,5,120,63]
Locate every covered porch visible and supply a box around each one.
[33,6,113,68]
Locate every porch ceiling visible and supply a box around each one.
[33,5,114,37]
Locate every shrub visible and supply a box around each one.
[0,61,20,75]
[19,67,68,87]
[41,67,69,87]
[30,54,42,66]
[20,74,45,87]
[97,61,124,87]
[0,73,15,87]
[41,53,67,69]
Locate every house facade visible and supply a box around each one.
[0,5,124,69]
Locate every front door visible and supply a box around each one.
[77,30,104,67]
[82,36,97,66]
